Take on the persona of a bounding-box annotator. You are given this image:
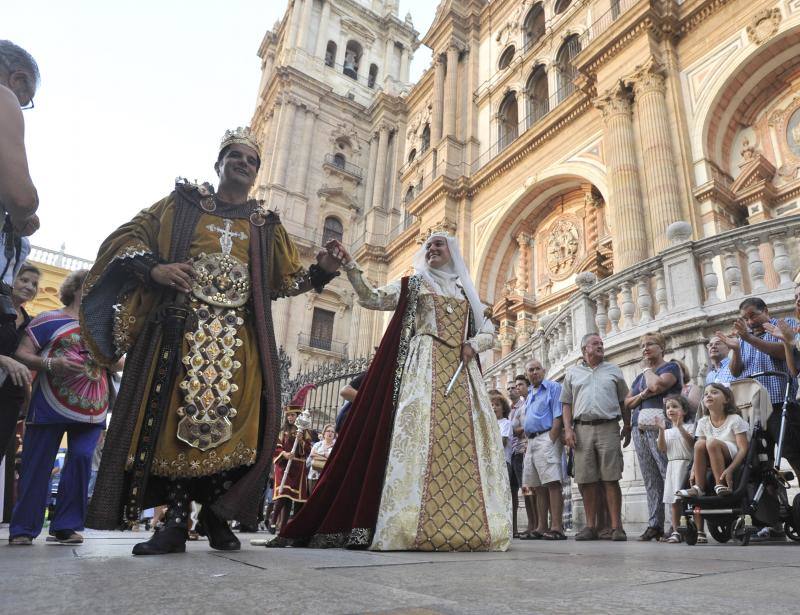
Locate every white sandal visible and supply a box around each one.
[696,531,708,544]
[677,485,704,498]
[714,484,732,496]
[666,531,682,543]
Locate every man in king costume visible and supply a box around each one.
[82,127,340,555]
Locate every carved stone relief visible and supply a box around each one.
[746,8,782,45]
[545,218,580,279]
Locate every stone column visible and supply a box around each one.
[371,123,391,210]
[515,232,532,294]
[384,38,395,76]
[270,97,297,188]
[260,105,280,185]
[297,0,315,51]
[595,83,647,269]
[631,60,683,253]
[431,55,446,145]
[292,107,317,194]
[363,133,378,209]
[288,0,303,50]
[400,46,410,82]
[315,0,331,59]
[444,45,460,139]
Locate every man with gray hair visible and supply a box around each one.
[561,332,630,541]
[0,40,40,232]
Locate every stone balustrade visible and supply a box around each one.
[485,216,800,387]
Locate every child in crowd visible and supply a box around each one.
[678,383,749,500]
[657,395,695,544]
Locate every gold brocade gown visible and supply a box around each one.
[345,266,512,552]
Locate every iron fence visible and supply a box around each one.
[280,352,373,433]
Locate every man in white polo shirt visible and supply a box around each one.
[562,333,630,541]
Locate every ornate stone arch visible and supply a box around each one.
[692,21,800,176]
[474,164,609,303]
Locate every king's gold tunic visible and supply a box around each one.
[125,213,261,478]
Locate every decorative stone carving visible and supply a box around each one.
[545,219,580,278]
[666,221,692,245]
[328,121,362,154]
[575,271,597,291]
[746,8,781,45]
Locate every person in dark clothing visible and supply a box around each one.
[335,372,366,433]
[0,263,39,471]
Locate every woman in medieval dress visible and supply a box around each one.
[271,233,511,552]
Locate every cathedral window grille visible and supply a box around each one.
[310,308,335,351]
[325,41,337,68]
[343,40,363,80]
[611,0,621,19]
[554,0,572,14]
[523,4,546,50]
[405,186,415,204]
[368,63,379,89]
[525,64,549,127]
[498,91,519,151]
[332,153,346,169]
[322,216,344,245]
[420,124,431,152]
[498,45,515,71]
[556,35,581,102]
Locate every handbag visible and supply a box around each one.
[311,457,327,472]
[637,406,664,429]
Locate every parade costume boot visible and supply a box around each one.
[196,471,240,551]
[132,481,189,555]
[197,506,240,551]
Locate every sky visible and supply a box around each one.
[5,0,436,259]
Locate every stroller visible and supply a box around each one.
[681,371,800,545]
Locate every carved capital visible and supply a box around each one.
[593,82,632,119]
[629,58,667,96]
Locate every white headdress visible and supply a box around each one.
[412,232,493,333]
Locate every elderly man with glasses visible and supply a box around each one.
[0,41,40,235]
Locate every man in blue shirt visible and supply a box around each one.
[717,297,800,481]
[521,359,565,540]
[704,335,732,386]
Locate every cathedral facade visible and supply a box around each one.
[252,0,800,383]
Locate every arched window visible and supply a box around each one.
[420,124,431,152]
[554,0,572,14]
[525,64,549,126]
[407,148,417,163]
[332,153,346,168]
[498,45,515,70]
[322,216,344,244]
[310,308,335,351]
[556,35,581,102]
[405,186,415,204]
[498,92,519,150]
[325,41,337,68]
[523,4,545,49]
[368,63,379,89]
[343,40,363,80]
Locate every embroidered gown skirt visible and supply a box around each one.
[369,294,511,551]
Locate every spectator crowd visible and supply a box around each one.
[490,285,800,543]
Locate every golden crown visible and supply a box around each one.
[219,126,260,155]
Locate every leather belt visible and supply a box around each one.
[527,430,549,439]
[574,417,620,426]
